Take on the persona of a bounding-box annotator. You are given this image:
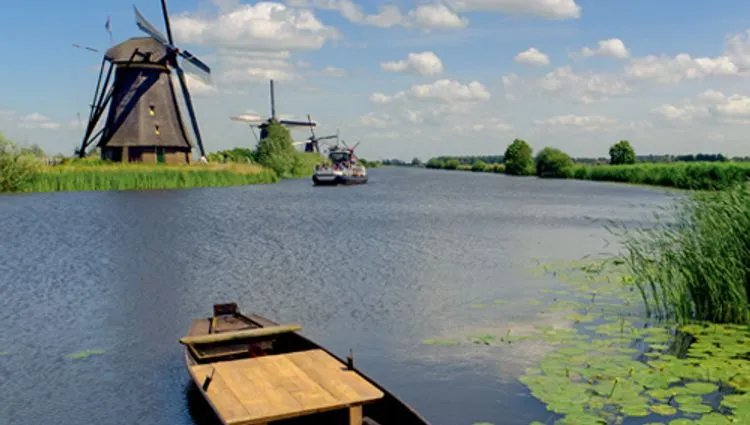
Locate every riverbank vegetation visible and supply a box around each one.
[425,139,750,190]
[0,123,323,193]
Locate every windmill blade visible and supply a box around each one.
[317,135,337,141]
[279,119,316,127]
[181,59,214,85]
[307,114,316,138]
[134,6,170,46]
[231,114,265,124]
[351,141,361,151]
[250,126,259,143]
[178,49,211,75]
[174,66,207,158]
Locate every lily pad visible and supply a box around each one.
[66,349,105,360]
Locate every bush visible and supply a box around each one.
[444,159,460,170]
[503,139,534,176]
[609,140,636,165]
[471,160,488,172]
[0,133,41,192]
[535,147,573,178]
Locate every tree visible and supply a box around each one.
[255,121,296,177]
[503,139,534,176]
[535,147,573,178]
[609,140,636,165]
[411,157,422,167]
[0,133,41,192]
[471,160,488,172]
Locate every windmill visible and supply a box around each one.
[230,79,317,143]
[77,0,212,164]
[291,114,339,154]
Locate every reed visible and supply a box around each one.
[571,162,750,190]
[22,163,279,193]
[608,183,750,325]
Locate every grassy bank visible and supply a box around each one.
[425,160,750,191]
[19,162,279,193]
[571,162,750,191]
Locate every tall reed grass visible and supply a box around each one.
[21,163,278,193]
[607,183,750,325]
[572,162,750,190]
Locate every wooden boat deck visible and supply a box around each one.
[190,348,385,425]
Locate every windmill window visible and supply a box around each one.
[149,105,156,116]
[154,125,161,136]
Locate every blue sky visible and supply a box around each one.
[3,0,750,160]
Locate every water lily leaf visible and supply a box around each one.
[650,404,678,416]
[683,382,718,395]
[470,303,488,309]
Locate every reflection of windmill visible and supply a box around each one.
[230,79,316,143]
[78,0,212,163]
[291,114,338,153]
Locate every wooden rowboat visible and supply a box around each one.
[181,303,432,425]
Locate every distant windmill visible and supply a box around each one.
[78,0,212,164]
[291,114,338,153]
[230,79,317,143]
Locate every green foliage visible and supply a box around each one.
[23,163,278,193]
[0,133,42,192]
[610,183,750,325]
[19,143,47,158]
[208,147,256,164]
[471,160,488,172]
[535,147,573,178]
[444,159,460,170]
[503,139,534,176]
[411,157,422,166]
[255,121,297,177]
[358,158,383,168]
[609,140,636,165]
[571,162,750,190]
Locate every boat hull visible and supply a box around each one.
[312,174,368,186]
[183,307,430,425]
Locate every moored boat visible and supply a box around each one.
[180,303,431,425]
[312,142,368,186]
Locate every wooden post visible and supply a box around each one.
[349,405,363,425]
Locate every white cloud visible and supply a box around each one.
[515,47,550,67]
[536,114,616,131]
[447,0,582,20]
[314,0,405,28]
[369,92,395,104]
[580,38,630,59]
[18,113,60,130]
[380,51,444,76]
[172,2,339,52]
[653,89,750,123]
[503,66,630,104]
[624,31,750,84]
[359,112,397,128]
[408,79,491,102]
[407,3,468,30]
[217,50,299,83]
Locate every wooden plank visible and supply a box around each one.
[350,405,363,425]
[191,365,253,425]
[195,350,384,425]
[179,324,302,345]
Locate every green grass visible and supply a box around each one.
[571,162,750,190]
[608,182,750,325]
[20,162,279,193]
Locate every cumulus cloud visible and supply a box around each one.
[536,114,616,131]
[653,89,750,123]
[371,79,490,104]
[447,0,582,20]
[172,2,339,52]
[407,3,468,30]
[359,112,397,128]
[18,113,60,130]
[580,38,630,59]
[515,47,550,66]
[624,30,750,83]
[380,51,444,76]
[503,66,630,104]
[313,0,467,30]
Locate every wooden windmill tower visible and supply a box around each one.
[78,0,212,164]
[230,80,317,144]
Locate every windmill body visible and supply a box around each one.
[96,37,192,163]
[78,1,212,164]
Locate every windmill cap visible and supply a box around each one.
[105,37,170,65]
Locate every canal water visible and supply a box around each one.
[0,167,677,425]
